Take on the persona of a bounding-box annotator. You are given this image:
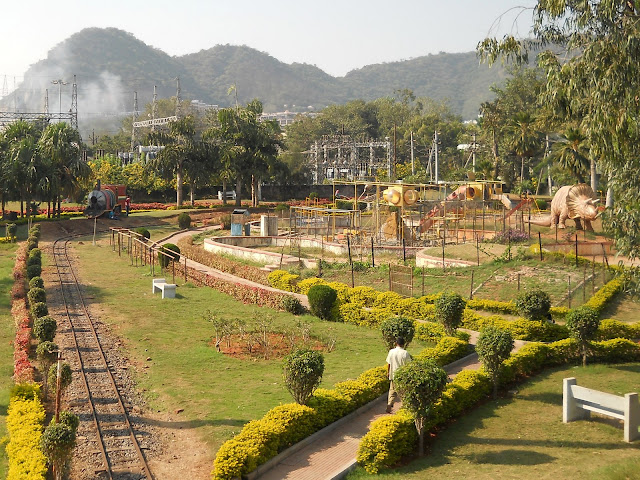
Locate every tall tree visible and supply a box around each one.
[550,128,590,184]
[478,1,640,258]
[39,123,88,217]
[145,116,198,207]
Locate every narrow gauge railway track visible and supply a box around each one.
[52,236,154,480]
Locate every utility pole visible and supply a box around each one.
[151,85,158,131]
[471,133,477,173]
[434,131,440,185]
[44,89,49,115]
[410,131,415,176]
[131,91,139,152]
[393,124,397,179]
[71,75,78,130]
[175,77,181,117]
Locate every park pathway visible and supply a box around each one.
[157,226,530,480]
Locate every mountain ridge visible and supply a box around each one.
[1,27,508,124]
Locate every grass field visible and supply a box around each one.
[71,233,433,453]
[346,363,640,480]
[0,243,18,477]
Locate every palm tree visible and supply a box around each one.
[39,123,88,217]
[550,128,590,184]
[508,112,540,185]
[145,116,197,207]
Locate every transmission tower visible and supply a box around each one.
[1,76,7,97]
[44,89,49,115]
[71,75,78,130]
[175,77,181,117]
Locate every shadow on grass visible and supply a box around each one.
[609,364,640,375]
[516,391,563,406]
[140,416,247,429]
[463,448,556,465]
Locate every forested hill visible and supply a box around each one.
[4,27,509,121]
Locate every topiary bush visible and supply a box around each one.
[41,420,76,480]
[6,223,17,240]
[27,263,42,280]
[381,316,416,350]
[282,349,324,405]
[281,295,306,315]
[307,284,337,320]
[27,237,38,251]
[27,287,47,306]
[515,289,551,320]
[566,305,600,366]
[30,302,48,319]
[29,223,41,239]
[135,227,150,240]
[29,276,44,290]
[158,243,180,268]
[178,212,192,229]
[434,292,466,336]
[28,247,41,262]
[34,316,57,343]
[48,363,72,397]
[476,326,514,398]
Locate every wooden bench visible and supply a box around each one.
[152,278,176,299]
[563,377,640,442]
[217,190,236,201]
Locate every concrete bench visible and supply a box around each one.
[152,278,176,299]
[563,377,640,442]
[217,190,236,200]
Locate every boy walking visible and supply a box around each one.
[386,337,411,413]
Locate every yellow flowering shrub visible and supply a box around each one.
[267,270,299,292]
[296,277,327,295]
[6,391,47,480]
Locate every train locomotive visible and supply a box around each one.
[84,181,127,219]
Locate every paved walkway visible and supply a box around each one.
[156,227,530,480]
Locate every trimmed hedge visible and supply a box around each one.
[358,337,640,473]
[212,366,389,479]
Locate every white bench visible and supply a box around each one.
[152,278,176,299]
[563,377,640,442]
[217,190,236,200]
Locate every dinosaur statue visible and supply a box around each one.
[528,184,600,232]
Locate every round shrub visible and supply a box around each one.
[10,382,41,401]
[6,223,17,239]
[30,301,48,318]
[29,276,44,289]
[282,349,325,405]
[158,243,180,268]
[29,223,41,238]
[41,422,76,478]
[27,253,41,267]
[281,295,306,315]
[34,316,57,342]
[48,363,72,396]
[434,292,466,336]
[476,326,514,398]
[58,411,79,431]
[307,284,337,320]
[566,305,600,366]
[381,316,416,350]
[36,341,58,372]
[515,289,551,321]
[178,212,192,229]
[135,227,150,240]
[27,263,42,279]
[28,247,42,261]
[27,237,38,251]
[27,287,47,305]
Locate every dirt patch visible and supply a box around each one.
[213,333,329,360]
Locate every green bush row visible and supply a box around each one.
[357,337,640,473]
[212,366,389,479]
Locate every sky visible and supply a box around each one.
[1,0,536,89]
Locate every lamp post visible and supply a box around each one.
[51,79,68,116]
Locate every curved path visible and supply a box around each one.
[153,227,530,480]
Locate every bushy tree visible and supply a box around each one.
[282,349,324,405]
[33,316,57,343]
[27,287,47,305]
[381,316,416,350]
[307,284,337,320]
[178,212,191,229]
[515,289,551,321]
[36,341,58,395]
[394,359,448,456]
[48,362,72,397]
[41,411,79,480]
[566,306,600,367]
[158,243,180,268]
[434,292,466,336]
[476,326,514,399]
[135,227,150,240]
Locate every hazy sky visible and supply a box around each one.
[2,0,536,84]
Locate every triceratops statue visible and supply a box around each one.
[529,184,601,232]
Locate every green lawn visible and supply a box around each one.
[0,243,18,477]
[347,363,640,480]
[71,234,431,453]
